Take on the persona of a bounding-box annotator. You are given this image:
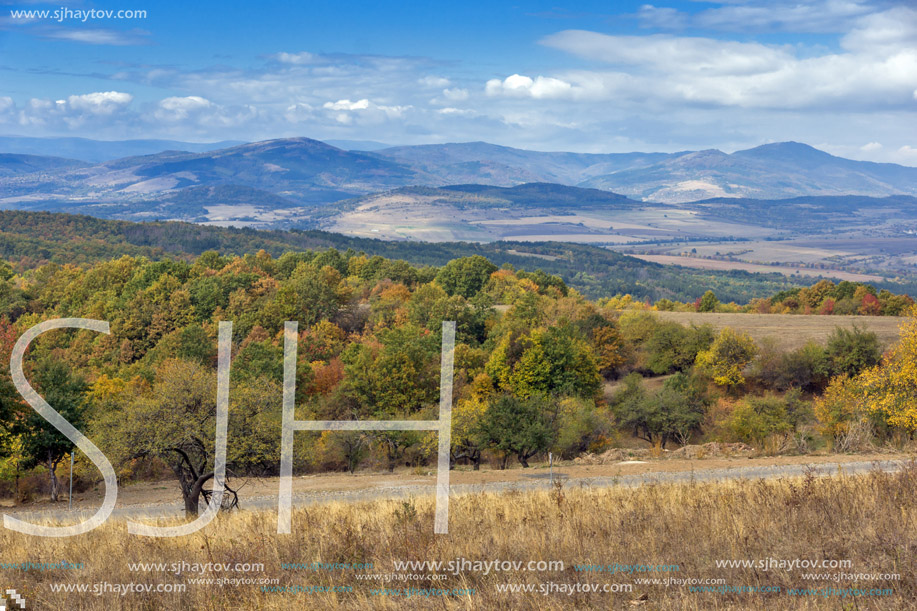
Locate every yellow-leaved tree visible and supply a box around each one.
[695,327,758,391]
[858,309,917,431]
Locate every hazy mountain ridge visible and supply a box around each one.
[1,138,916,223]
[374,141,917,202]
[583,143,917,202]
[0,153,89,177]
[0,138,430,211]
[0,136,245,163]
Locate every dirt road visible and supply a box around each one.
[5,453,910,523]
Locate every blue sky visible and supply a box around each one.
[0,0,916,164]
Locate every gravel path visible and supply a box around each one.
[7,458,906,524]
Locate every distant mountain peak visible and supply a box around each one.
[732,141,836,162]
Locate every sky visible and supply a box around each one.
[0,0,916,163]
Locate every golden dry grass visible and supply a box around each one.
[653,311,905,351]
[2,464,915,610]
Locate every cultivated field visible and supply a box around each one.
[630,254,884,282]
[653,311,906,351]
[3,464,914,609]
[620,236,917,279]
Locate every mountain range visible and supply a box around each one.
[0,137,916,224]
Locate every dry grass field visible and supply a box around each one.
[653,311,906,351]
[2,464,914,610]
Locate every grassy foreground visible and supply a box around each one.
[2,464,915,610]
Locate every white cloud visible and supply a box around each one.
[150,96,257,132]
[10,91,134,129]
[638,1,873,34]
[39,27,149,46]
[322,98,413,125]
[419,76,450,87]
[437,107,477,116]
[324,98,371,111]
[861,141,882,152]
[542,31,789,76]
[442,88,469,101]
[273,51,315,65]
[67,91,133,115]
[527,12,917,110]
[485,74,574,99]
[154,96,214,121]
[840,6,917,54]
[284,102,314,123]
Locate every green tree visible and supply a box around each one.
[728,394,795,447]
[825,325,881,378]
[612,372,706,448]
[697,290,719,313]
[342,325,440,418]
[0,259,12,282]
[21,359,87,502]
[277,263,351,326]
[645,322,714,374]
[478,394,555,468]
[435,256,497,298]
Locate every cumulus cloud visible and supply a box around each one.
[322,98,411,124]
[154,96,214,121]
[861,141,882,152]
[839,6,917,54]
[485,74,574,99]
[66,91,134,114]
[527,9,917,110]
[8,91,135,129]
[324,98,371,111]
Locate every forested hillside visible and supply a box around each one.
[5,210,916,303]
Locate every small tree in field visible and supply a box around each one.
[696,290,719,312]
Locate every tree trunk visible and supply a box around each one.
[183,490,200,516]
[182,473,214,517]
[47,452,61,502]
[517,453,530,468]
